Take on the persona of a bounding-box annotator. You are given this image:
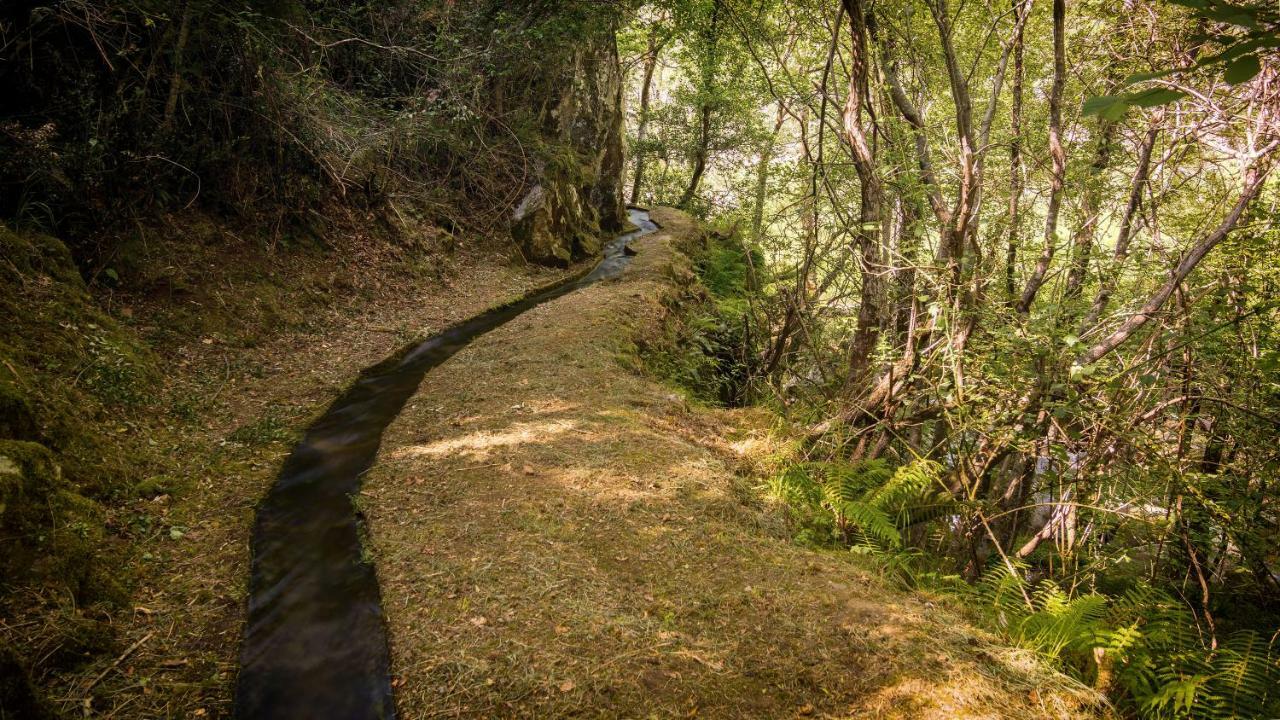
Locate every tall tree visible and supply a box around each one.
[677,0,723,209]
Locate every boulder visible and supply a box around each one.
[512,26,627,265]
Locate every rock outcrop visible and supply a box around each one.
[511,27,628,266]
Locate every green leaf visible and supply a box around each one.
[1225,54,1261,84]
[1069,363,1097,380]
[1127,88,1187,108]
[1082,95,1129,120]
[1103,103,1129,121]
[1123,68,1178,86]
[1082,94,1120,115]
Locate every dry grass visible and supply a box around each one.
[364,208,1105,719]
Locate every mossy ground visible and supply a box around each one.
[0,210,577,718]
[362,208,1103,719]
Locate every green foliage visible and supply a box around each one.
[82,331,149,407]
[963,565,1280,719]
[770,457,947,549]
[1083,0,1278,117]
[644,225,761,405]
[0,440,108,598]
[0,0,627,260]
[227,414,295,446]
[630,0,1280,716]
[697,228,761,298]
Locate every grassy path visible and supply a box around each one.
[364,208,1101,719]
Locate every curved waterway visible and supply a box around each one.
[234,209,659,719]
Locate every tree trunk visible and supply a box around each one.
[1063,124,1114,303]
[1004,0,1026,301]
[677,0,722,210]
[1079,158,1274,366]
[678,108,712,208]
[162,0,194,130]
[841,0,885,382]
[751,105,786,244]
[630,30,661,204]
[1016,0,1066,314]
[1080,123,1159,330]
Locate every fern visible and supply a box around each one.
[973,559,1033,629]
[839,500,902,546]
[1018,585,1108,660]
[771,458,1280,720]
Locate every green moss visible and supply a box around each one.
[227,414,295,446]
[134,475,177,499]
[0,372,38,441]
[0,224,155,613]
[639,224,758,407]
[0,440,108,597]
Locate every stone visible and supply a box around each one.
[511,24,627,265]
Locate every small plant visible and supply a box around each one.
[168,395,201,421]
[82,329,148,407]
[227,414,294,446]
[967,565,1280,719]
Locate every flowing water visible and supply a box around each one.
[234,209,659,719]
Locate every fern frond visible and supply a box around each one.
[840,500,902,547]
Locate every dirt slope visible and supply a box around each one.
[364,208,1102,719]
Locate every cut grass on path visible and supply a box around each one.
[365,208,1103,720]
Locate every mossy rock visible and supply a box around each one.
[0,440,106,598]
[0,372,38,441]
[0,223,81,287]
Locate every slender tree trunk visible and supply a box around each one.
[1017,0,1066,314]
[814,0,1027,439]
[678,108,712,208]
[1081,123,1159,330]
[1063,119,1117,302]
[677,0,722,210]
[891,195,920,347]
[1064,44,1130,306]
[162,0,194,130]
[751,105,786,244]
[630,30,661,204]
[1078,158,1274,366]
[1004,0,1026,301]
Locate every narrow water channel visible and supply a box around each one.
[234,209,659,719]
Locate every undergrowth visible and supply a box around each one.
[642,221,761,406]
[766,456,1280,719]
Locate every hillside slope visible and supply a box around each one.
[363,208,1103,719]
